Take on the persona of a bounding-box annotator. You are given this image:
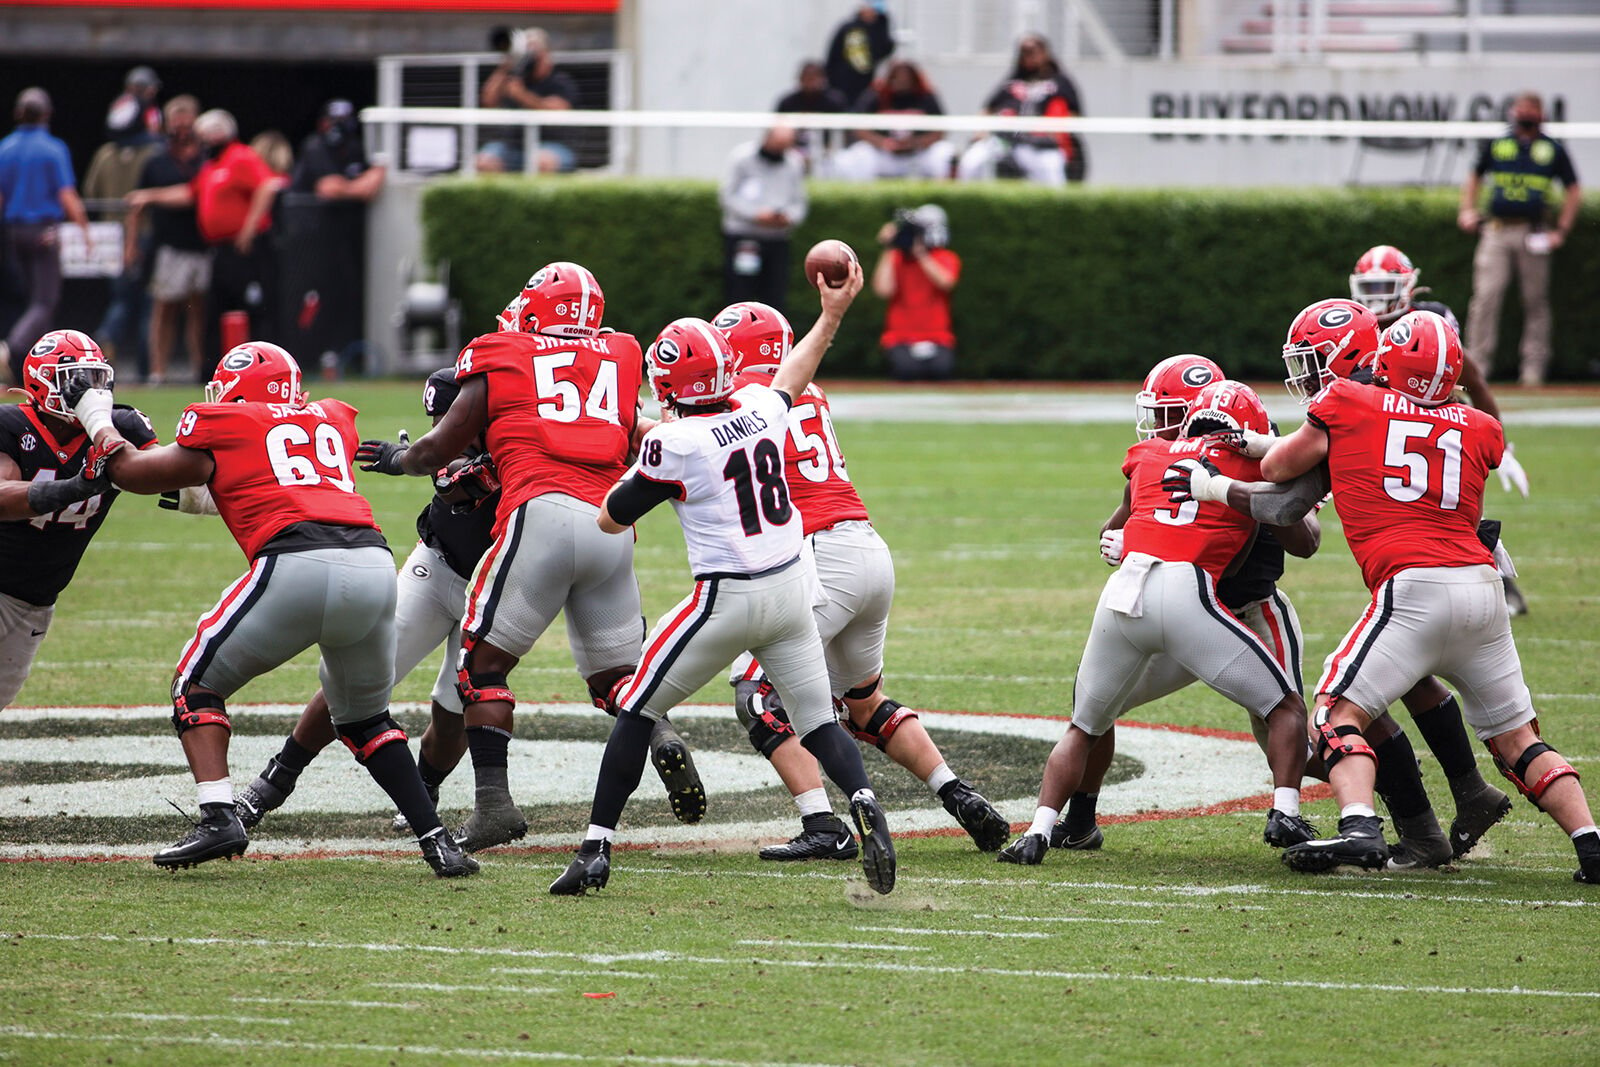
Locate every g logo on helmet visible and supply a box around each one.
[526,269,547,289]
[1317,305,1354,329]
[1388,320,1413,346]
[654,338,681,365]
[1180,364,1216,388]
[711,309,741,330]
[30,337,59,357]
[221,348,256,372]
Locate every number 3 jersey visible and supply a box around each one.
[0,403,158,606]
[630,383,801,578]
[454,330,642,529]
[1308,377,1499,591]
[1120,436,1261,581]
[174,398,379,560]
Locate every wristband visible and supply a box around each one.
[1196,473,1236,504]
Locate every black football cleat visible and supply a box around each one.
[1573,831,1600,885]
[1049,822,1104,851]
[1263,808,1318,849]
[849,793,896,895]
[996,832,1048,865]
[234,756,298,830]
[418,826,478,878]
[940,780,1011,852]
[549,839,611,896]
[1449,787,1513,859]
[154,802,249,870]
[759,813,858,862]
[650,718,706,825]
[454,795,528,853]
[1282,814,1389,873]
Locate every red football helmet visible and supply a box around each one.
[22,329,114,423]
[497,261,603,337]
[1374,309,1463,408]
[206,341,307,405]
[647,318,735,409]
[711,301,794,374]
[1134,353,1224,440]
[1282,298,1381,404]
[1349,244,1418,321]
[1180,379,1270,446]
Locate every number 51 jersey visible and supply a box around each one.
[174,398,378,560]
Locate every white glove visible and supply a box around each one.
[177,484,221,515]
[1496,443,1529,497]
[1099,528,1124,566]
[1235,428,1276,459]
[71,387,116,440]
[1164,458,1234,504]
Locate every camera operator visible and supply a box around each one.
[476,26,579,173]
[871,204,960,381]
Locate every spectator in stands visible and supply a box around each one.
[128,94,205,385]
[126,108,285,378]
[825,2,894,107]
[775,60,850,174]
[834,61,954,182]
[292,99,386,202]
[1459,91,1581,387]
[719,124,807,315]
[477,26,579,174]
[104,66,164,145]
[871,203,960,381]
[250,131,293,177]
[957,34,1086,186]
[0,88,91,384]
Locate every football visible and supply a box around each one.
[803,239,858,289]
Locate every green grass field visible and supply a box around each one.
[3,380,1599,1066]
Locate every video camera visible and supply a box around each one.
[889,208,925,252]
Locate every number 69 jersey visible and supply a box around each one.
[1308,377,1499,591]
[174,398,378,560]
[632,382,800,578]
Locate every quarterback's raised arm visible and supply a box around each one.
[771,258,864,402]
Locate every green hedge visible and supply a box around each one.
[421,177,1600,382]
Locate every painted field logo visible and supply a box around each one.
[0,704,1274,858]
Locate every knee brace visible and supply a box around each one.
[745,686,795,760]
[1316,720,1376,772]
[588,673,634,717]
[847,698,917,751]
[337,712,409,764]
[456,635,516,709]
[171,688,231,736]
[1487,723,1580,810]
[842,676,883,702]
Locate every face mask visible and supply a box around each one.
[201,141,226,162]
[1515,117,1539,132]
[758,145,784,162]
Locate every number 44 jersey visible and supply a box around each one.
[1308,377,1500,592]
[175,398,378,560]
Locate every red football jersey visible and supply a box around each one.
[1120,436,1261,580]
[1308,377,1500,590]
[174,398,377,560]
[455,330,642,529]
[736,370,869,534]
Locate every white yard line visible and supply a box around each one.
[735,939,928,952]
[849,925,1055,938]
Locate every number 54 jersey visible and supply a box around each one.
[1308,378,1499,592]
[175,398,378,560]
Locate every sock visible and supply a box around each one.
[196,778,232,807]
[1273,787,1300,817]
[801,723,871,797]
[1340,803,1377,820]
[417,753,450,790]
[275,735,317,775]
[339,718,443,837]
[1064,791,1099,834]
[585,824,616,844]
[1371,731,1432,819]
[1412,695,1482,785]
[466,725,512,796]
[1571,826,1599,840]
[588,711,655,829]
[793,787,831,818]
[1027,806,1060,838]
[925,762,957,795]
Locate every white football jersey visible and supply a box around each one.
[635,383,802,577]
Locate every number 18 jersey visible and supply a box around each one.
[175,398,377,560]
[735,370,869,534]
[633,383,800,578]
[1308,378,1499,591]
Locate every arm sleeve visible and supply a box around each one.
[1247,466,1331,526]
[607,470,683,527]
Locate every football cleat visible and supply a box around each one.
[454,796,529,853]
[549,839,611,895]
[234,756,300,830]
[1049,822,1104,851]
[650,718,706,824]
[940,780,1011,852]
[1385,836,1453,871]
[1449,787,1513,858]
[1574,831,1600,885]
[154,802,249,870]
[996,832,1049,865]
[849,793,896,895]
[418,826,478,878]
[1282,814,1389,873]
[759,813,857,862]
[1263,808,1318,849]
[392,781,442,834]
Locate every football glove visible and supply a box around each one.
[434,453,500,513]
[1162,457,1232,504]
[1496,442,1529,497]
[355,429,411,475]
[1232,428,1276,459]
[1099,528,1124,567]
[84,435,126,483]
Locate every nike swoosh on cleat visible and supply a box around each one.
[834,838,850,852]
[31,629,46,636]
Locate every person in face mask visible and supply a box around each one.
[290,99,385,200]
[1458,91,1582,387]
[126,108,285,380]
[718,124,808,314]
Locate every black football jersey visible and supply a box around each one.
[415,366,496,579]
[0,403,159,606]
[1216,525,1284,611]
